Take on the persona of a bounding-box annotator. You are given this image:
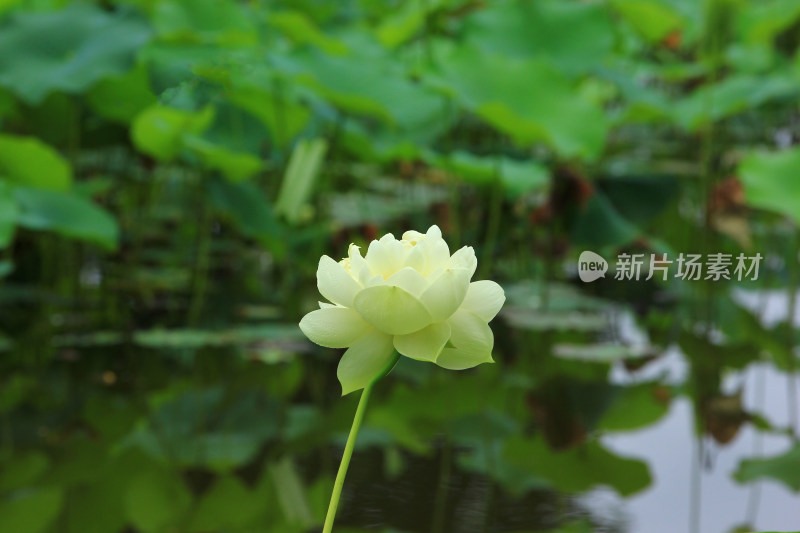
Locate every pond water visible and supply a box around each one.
[594,290,800,533]
[601,357,799,532]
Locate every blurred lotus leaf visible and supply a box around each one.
[0,4,152,104]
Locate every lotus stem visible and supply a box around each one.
[321,382,373,533]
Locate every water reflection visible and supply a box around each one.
[334,446,624,532]
[598,291,800,533]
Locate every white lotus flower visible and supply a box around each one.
[299,225,505,395]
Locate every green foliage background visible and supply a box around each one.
[1,0,800,532]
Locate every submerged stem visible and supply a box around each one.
[321,383,374,533]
